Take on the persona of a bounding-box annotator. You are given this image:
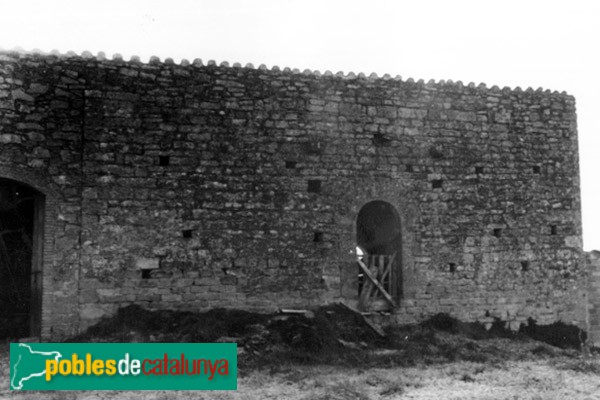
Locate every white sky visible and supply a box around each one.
[1,0,600,249]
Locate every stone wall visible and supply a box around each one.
[0,51,585,338]
[587,251,600,345]
[0,53,85,338]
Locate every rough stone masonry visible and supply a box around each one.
[0,50,588,340]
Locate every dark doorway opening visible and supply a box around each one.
[0,178,44,338]
[356,200,402,310]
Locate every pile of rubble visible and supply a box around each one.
[70,303,588,367]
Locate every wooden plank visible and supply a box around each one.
[372,254,394,301]
[385,253,396,297]
[357,258,371,311]
[388,254,394,298]
[369,254,393,311]
[364,255,379,308]
[279,309,308,314]
[358,278,371,311]
[357,258,396,308]
[391,253,397,297]
[365,256,378,303]
[338,303,386,337]
[363,315,386,338]
[380,257,391,282]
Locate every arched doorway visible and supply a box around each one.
[356,200,402,311]
[0,178,44,338]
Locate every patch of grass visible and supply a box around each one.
[379,382,405,396]
[324,382,371,400]
[459,373,475,382]
[531,344,558,357]
[556,359,600,374]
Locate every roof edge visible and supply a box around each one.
[0,47,574,98]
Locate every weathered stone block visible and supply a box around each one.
[135,257,159,270]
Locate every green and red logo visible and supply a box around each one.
[10,343,237,390]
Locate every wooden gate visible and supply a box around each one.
[357,253,397,311]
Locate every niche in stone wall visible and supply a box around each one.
[431,179,443,189]
[159,155,170,166]
[307,180,321,193]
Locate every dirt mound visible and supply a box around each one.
[420,313,586,350]
[72,306,269,343]
[519,317,587,350]
[69,305,584,367]
[69,303,386,365]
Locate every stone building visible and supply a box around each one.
[0,51,586,339]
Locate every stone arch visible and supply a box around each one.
[356,200,403,301]
[337,182,417,307]
[357,200,402,256]
[0,165,59,337]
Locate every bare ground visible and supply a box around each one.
[2,306,600,399]
[3,354,600,399]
